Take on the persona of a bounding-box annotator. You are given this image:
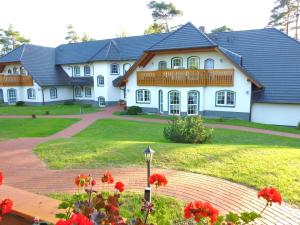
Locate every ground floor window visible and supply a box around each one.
[159,90,163,113]
[75,86,82,97]
[136,89,150,103]
[27,88,36,100]
[85,87,92,97]
[98,96,105,107]
[187,91,199,115]
[169,91,180,115]
[216,90,235,107]
[7,89,17,105]
[50,88,57,99]
[0,89,3,102]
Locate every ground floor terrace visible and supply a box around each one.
[0,105,300,224]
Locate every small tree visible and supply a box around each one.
[81,33,95,42]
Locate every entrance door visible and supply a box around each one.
[158,90,163,113]
[7,89,17,105]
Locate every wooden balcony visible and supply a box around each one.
[137,69,234,87]
[0,74,33,87]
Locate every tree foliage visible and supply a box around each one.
[65,24,80,43]
[145,0,183,34]
[0,25,30,56]
[81,33,95,42]
[211,25,233,33]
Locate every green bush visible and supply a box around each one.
[16,101,25,106]
[163,116,213,144]
[126,106,142,115]
[82,103,92,108]
[32,114,36,119]
[63,101,75,105]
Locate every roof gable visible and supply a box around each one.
[147,22,217,51]
[0,44,26,63]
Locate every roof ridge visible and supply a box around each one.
[88,41,111,62]
[187,22,217,46]
[270,28,300,45]
[19,44,27,61]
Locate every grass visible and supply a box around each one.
[35,119,300,206]
[113,111,300,134]
[0,104,100,115]
[50,192,183,225]
[0,118,79,140]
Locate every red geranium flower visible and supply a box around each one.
[258,187,282,205]
[149,173,168,188]
[184,200,219,225]
[101,172,114,184]
[91,179,96,186]
[55,213,92,225]
[75,174,90,188]
[0,172,3,186]
[114,181,125,192]
[0,198,13,216]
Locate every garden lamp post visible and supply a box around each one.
[144,146,155,202]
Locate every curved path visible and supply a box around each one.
[0,106,300,224]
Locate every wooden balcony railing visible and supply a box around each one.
[137,69,234,87]
[0,74,33,87]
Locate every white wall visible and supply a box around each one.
[251,103,300,126]
[126,52,252,115]
[42,86,73,102]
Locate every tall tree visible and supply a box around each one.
[291,0,300,39]
[81,33,95,42]
[211,25,233,33]
[144,23,165,34]
[65,24,80,43]
[0,25,30,56]
[147,1,183,33]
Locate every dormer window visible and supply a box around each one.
[74,66,81,76]
[110,64,119,75]
[158,61,167,70]
[171,57,183,69]
[204,58,215,69]
[13,67,19,74]
[7,69,12,74]
[20,66,26,75]
[84,65,91,76]
[188,57,200,69]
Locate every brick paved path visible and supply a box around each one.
[0,106,300,224]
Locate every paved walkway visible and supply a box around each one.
[0,106,300,224]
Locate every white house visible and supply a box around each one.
[0,22,299,126]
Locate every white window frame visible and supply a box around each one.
[85,87,92,97]
[84,65,91,76]
[13,67,19,74]
[27,88,36,100]
[7,89,17,105]
[50,88,57,99]
[169,91,180,115]
[188,57,200,69]
[74,86,82,97]
[187,91,199,115]
[136,89,150,104]
[0,89,3,102]
[158,61,167,70]
[20,66,26,75]
[216,90,236,107]
[73,66,81,76]
[97,75,104,86]
[98,96,105,107]
[110,63,119,75]
[159,90,163,113]
[171,57,183,69]
[204,58,215,69]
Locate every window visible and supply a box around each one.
[123,63,131,74]
[50,88,57,99]
[13,67,19,74]
[158,61,167,70]
[169,91,180,115]
[20,66,26,75]
[187,91,199,115]
[7,89,17,105]
[75,86,82,97]
[188,57,200,69]
[110,64,119,75]
[98,96,105,107]
[85,87,92,97]
[136,89,150,103]
[97,75,104,86]
[159,90,163,113]
[74,66,81,76]
[171,57,183,69]
[216,90,235,107]
[27,88,36,100]
[0,89,3,102]
[7,69,12,74]
[84,65,91,76]
[204,59,214,69]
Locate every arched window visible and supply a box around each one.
[50,87,57,99]
[123,63,131,74]
[136,89,150,103]
[171,57,183,69]
[158,61,167,70]
[204,58,214,69]
[74,86,82,97]
[13,67,19,74]
[7,89,17,105]
[73,66,81,76]
[27,88,36,100]
[187,91,199,115]
[84,65,91,76]
[98,96,106,107]
[168,91,180,115]
[158,90,163,113]
[97,75,104,86]
[187,57,200,69]
[85,87,92,97]
[20,66,26,75]
[110,63,119,75]
[216,90,236,107]
[7,69,12,74]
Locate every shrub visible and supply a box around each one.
[126,106,142,115]
[163,116,213,144]
[63,101,75,105]
[297,122,300,130]
[82,103,92,108]
[32,114,36,119]
[16,101,25,106]
[45,111,50,115]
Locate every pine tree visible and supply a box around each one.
[65,24,80,43]
[211,25,233,33]
[82,33,95,42]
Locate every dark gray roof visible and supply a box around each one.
[208,28,300,104]
[0,45,26,63]
[69,77,94,86]
[147,22,217,51]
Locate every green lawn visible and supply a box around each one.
[50,192,183,225]
[0,104,100,115]
[35,119,300,206]
[113,111,300,134]
[0,118,79,140]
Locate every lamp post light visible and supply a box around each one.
[144,146,155,202]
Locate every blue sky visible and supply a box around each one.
[0,0,274,46]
